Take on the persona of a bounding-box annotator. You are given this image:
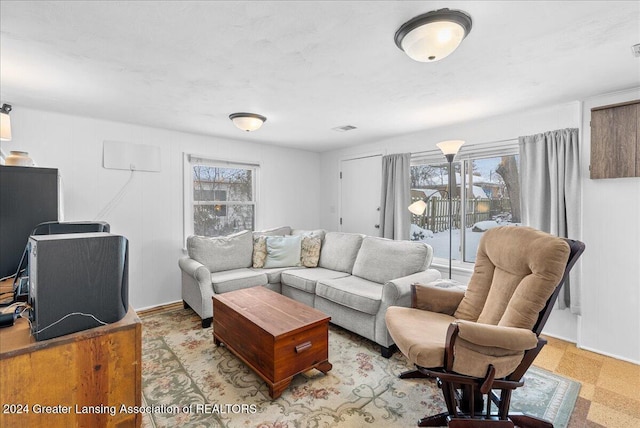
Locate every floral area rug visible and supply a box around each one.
[140,308,579,428]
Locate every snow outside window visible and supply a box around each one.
[410,149,520,264]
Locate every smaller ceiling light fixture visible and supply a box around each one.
[229,112,267,132]
[394,8,472,62]
[0,104,12,141]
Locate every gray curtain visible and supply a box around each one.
[519,128,581,313]
[380,153,411,240]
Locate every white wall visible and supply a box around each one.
[579,88,640,363]
[5,107,321,310]
[320,94,640,363]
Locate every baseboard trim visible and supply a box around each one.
[541,332,577,344]
[136,300,183,316]
[542,332,640,365]
[576,344,640,366]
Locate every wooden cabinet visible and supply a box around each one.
[213,287,332,399]
[590,100,640,179]
[0,307,141,428]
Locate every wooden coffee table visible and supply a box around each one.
[212,286,332,399]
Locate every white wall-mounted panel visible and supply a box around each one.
[103,140,161,172]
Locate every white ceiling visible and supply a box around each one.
[1,1,639,152]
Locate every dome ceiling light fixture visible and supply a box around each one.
[229,112,267,132]
[394,8,472,62]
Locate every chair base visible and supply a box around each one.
[400,368,432,379]
[417,412,553,428]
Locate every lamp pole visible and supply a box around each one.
[446,154,454,279]
[436,140,465,280]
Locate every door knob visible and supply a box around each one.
[374,224,380,229]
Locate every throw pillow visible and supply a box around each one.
[252,236,267,268]
[264,235,302,268]
[300,236,321,267]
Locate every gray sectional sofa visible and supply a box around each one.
[179,226,440,357]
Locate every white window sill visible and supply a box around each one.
[431,258,474,283]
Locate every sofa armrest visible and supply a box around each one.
[381,269,442,308]
[456,320,538,351]
[412,283,466,315]
[178,256,212,287]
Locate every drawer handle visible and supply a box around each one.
[295,341,312,353]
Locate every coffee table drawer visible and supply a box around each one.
[273,323,329,381]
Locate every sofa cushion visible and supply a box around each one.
[281,267,350,293]
[318,232,364,274]
[264,235,302,268]
[300,236,322,267]
[291,229,326,241]
[253,226,292,238]
[210,269,267,294]
[187,230,252,273]
[315,276,383,315]
[352,237,432,284]
[251,266,303,284]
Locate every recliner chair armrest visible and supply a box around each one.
[178,256,212,286]
[382,269,441,307]
[412,283,465,315]
[455,320,538,351]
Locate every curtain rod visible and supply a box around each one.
[411,137,518,157]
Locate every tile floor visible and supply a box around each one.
[535,335,640,427]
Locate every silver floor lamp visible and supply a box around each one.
[436,140,465,279]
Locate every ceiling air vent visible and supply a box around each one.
[332,125,357,132]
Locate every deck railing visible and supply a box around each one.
[410,196,512,232]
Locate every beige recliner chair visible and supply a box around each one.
[385,226,585,427]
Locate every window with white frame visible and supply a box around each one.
[410,142,521,264]
[184,155,258,238]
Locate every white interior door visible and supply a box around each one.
[340,155,382,236]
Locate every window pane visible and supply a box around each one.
[410,153,521,266]
[410,162,461,262]
[463,155,521,262]
[191,164,255,237]
[192,166,253,202]
[194,204,255,237]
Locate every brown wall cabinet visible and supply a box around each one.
[590,100,640,179]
